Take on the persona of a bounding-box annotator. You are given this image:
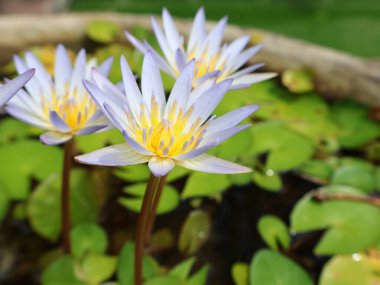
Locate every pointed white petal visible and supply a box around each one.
[122,130,154,155]
[230,63,265,79]
[148,156,175,177]
[40,131,72,145]
[176,154,252,174]
[187,79,232,129]
[69,49,86,95]
[229,44,263,71]
[0,68,35,106]
[162,8,181,50]
[175,48,187,72]
[25,51,52,97]
[217,35,250,66]
[188,7,207,53]
[151,16,174,62]
[49,111,71,132]
[13,55,42,100]
[75,144,150,166]
[204,16,228,57]
[207,105,258,134]
[54,44,72,97]
[97,56,114,77]
[231,73,277,87]
[202,124,251,146]
[143,41,175,76]
[141,52,166,114]
[125,31,149,53]
[174,143,217,161]
[120,55,143,119]
[164,60,195,119]
[75,124,108,135]
[5,105,50,129]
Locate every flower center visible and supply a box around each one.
[43,88,97,131]
[130,98,208,157]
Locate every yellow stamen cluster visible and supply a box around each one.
[42,88,97,131]
[131,98,209,157]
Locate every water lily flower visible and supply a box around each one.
[126,7,276,89]
[0,69,35,107]
[6,45,113,145]
[76,53,257,177]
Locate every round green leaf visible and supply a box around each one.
[169,257,196,280]
[145,276,185,285]
[178,210,211,256]
[231,262,249,285]
[291,185,380,254]
[282,68,314,93]
[257,215,290,250]
[86,20,121,43]
[182,172,232,198]
[0,140,62,200]
[252,170,282,192]
[331,164,375,193]
[76,129,124,153]
[119,183,179,214]
[80,254,117,284]
[42,256,85,285]
[319,254,380,285]
[71,223,108,258]
[27,169,99,241]
[250,250,313,285]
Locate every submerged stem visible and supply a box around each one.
[134,174,159,285]
[61,138,75,255]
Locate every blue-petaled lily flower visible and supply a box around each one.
[6,45,113,145]
[0,69,35,107]
[126,7,276,89]
[75,53,257,177]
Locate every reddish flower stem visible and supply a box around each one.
[61,138,75,254]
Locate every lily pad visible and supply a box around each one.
[291,185,380,254]
[257,215,290,250]
[231,262,249,285]
[27,169,99,241]
[70,223,108,258]
[117,241,160,285]
[331,164,375,193]
[319,254,380,285]
[0,118,30,145]
[0,140,62,200]
[86,20,121,43]
[182,172,232,199]
[298,159,334,183]
[250,250,313,285]
[178,210,211,256]
[119,183,180,214]
[79,253,117,285]
[281,68,314,93]
[42,256,85,285]
[250,121,315,171]
[76,129,124,154]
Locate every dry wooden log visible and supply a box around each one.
[0,12,379,106]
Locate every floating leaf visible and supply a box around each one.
[119,183,179,214]
[0,118,30,145]
[42,256,85,285]
[331,164,375,193]
[291,185,380,254]
[150,228,175,252]
[117,241,160,285]
[187,265,209,285]
[231,262,249,285]
[0,140,62,200]
[252,170,282,192]
[71,223,108,258]
[86,20,121,43]
[319,254,380,285]
[332,99,380,149]
[169,257,196,280]
[297,159,334,183]
[257,215,290,250]
[76,129,124,153]
[282,68,314,93]
[182,172,232,199]
[79,254,117,284]
[145,276,184,285]
[178,210,211,256]
[0,187,9,223]
[27,169,98,241]
[250,250,313,285]
[114,164,150,183]
[250,122,315,171]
